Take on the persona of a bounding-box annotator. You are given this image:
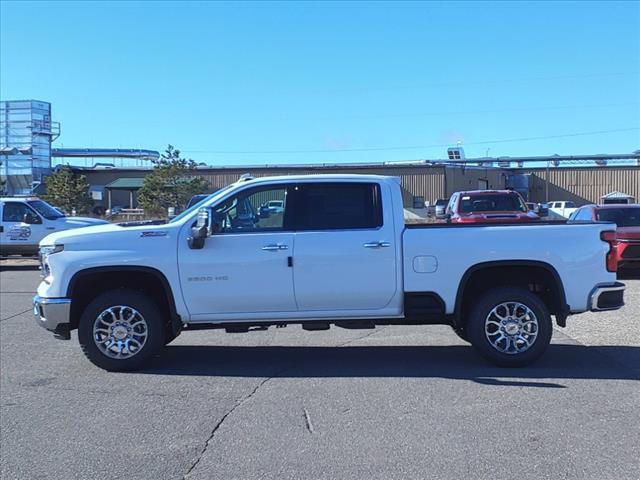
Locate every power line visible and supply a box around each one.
[184,127,640,155]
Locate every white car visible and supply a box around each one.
[33,175,624,371]
[264,199,285,214]
[548,201,578,219]
[0,197,108,257]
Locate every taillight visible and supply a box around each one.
[601,230,619,273]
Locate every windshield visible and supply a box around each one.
[459,194,527,213]
[597,207,640,227]
[27,200,65,220]
[167,185,234,224]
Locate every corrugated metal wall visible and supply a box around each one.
[445,167,506,195]
[196,165,448,206]
[525,167,640,205]
[73,164,639,209]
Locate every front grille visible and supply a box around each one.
[621,244,640,259]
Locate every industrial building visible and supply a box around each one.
[72,159,640,212]
[2,98,638,210]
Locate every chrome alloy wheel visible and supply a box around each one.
[484,302,539,355]
[93,306,148,359]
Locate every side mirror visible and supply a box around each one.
[23,212,39,224]
[188,208,211,250]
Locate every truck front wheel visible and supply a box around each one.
[466,287,552,367]
[78,289,165,371]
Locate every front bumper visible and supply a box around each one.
[589,282,625,312]
[33,295,72,339]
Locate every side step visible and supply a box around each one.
[302,323,330,331]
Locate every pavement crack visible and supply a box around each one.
[339,326,386,347]
[183,366,290,479]
[0,308,32,323]
[303,408,315,434]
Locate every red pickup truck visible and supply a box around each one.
[569,204,640,273]
[445,190,540,224]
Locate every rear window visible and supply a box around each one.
[596,207,640,227]
[459,194,526,213]
[294,183,382,230]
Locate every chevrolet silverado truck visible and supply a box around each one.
[444,189,540,224]
[33,174,625,371]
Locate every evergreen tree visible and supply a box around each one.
[138,145,209,216]
[41,166,93,214]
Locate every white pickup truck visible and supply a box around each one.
[548,201,578,219]
[34,174,625,371]
[1,197,107,257]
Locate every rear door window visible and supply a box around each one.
[293,183,382,230]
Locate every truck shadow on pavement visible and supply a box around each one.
[141,344,640,385]
[0,264,40,272]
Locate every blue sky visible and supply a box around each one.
[1,1,639,165]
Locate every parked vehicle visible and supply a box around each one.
[445,190,539,223]
[569,204,640,273]
[1,197,108,257]
[526,202,549,217]
[434,199,448,219]
[263,199,285,214]
[33,174,624,371]
[549,201,577,219]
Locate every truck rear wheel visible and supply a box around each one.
[78,289,165,371]
[466,287,552,367]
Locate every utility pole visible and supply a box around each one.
[545,161,550,203]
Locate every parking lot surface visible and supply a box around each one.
[1,263,639,480]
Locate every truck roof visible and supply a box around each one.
[239,173,400,185]
[456,189,518,196]
[0,196,39,202]
[593,204,640,210]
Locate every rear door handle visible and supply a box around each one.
[363,241,391,248]
[262,244,288,251]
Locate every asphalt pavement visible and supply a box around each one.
[1,262,638,480]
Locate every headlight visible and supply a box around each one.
[39,245,64,256]
[39,245,64,280]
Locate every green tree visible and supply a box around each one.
[41,166,93,214]
[138,145,209,215]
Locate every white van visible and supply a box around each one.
[0,197,108,257]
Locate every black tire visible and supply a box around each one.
[466,287,552,367]
[451,326,470,343]
[78,289,165,371]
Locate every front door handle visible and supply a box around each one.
[363,241,391,248]
[262,244,288,251]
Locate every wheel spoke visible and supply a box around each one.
[93,305,148,360]
[485,301,539,355]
